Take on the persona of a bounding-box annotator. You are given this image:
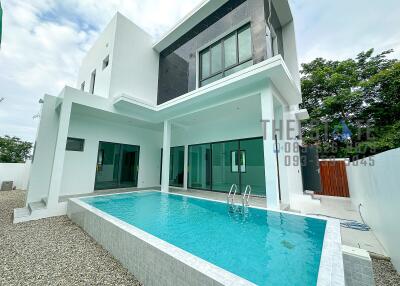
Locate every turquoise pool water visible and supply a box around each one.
[82,191,326,286]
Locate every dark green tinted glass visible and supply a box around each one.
[224,34,237,68]
[188,144,211,190]
[95,142,139,190]
[224,60,253,77]
[211,141,240,193]
[211,43,222,74]
[169,146,184,187]
[200,73,223,86]
[238,27,252,62]
[239,138,266,196]
[201,50,210,79]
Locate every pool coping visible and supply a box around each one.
[69,190,344,286]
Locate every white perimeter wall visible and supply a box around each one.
[0,161,31,190]
[347,148,400,272]
[60,112,162,197]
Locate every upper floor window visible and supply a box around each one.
[90,69,96,94]
[199,24,252,87]
[102,55,109,70]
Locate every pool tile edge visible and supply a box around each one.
[317,218,345,286]
[67,197,256,286]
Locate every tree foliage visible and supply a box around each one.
[0,135,33,163]
[300,49,400,159]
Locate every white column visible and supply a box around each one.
[260,83,280,209]
[47,100,72,208]
[183,145,188,190]
[161,120,171,192]
[278,106,290,205]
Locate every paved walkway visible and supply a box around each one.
[0,190,140,286]
[294,195,387,256]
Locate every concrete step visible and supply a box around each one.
[14,207,31,219]
[28,201,46,213]
[303,190,321,203]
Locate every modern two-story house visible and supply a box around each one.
[15,0,313,222]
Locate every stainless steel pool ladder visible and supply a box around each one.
[242,185,252,207]
[227,184,238,206]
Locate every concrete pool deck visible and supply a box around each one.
[294,194,387,256]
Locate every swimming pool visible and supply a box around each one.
[72,191,336,285]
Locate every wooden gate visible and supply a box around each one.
[319,160,350,197]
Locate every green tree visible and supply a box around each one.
[0,135,33,163]
[300,49,400,159]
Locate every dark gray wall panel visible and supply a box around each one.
[157,0,282,104]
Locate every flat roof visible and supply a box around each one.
[153,0,293,53]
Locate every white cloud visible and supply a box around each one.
[0,0,203,142]
[0,0,399,142]
[290,0,400,64]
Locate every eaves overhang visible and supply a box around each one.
[153,0,293,53]
[113,55,301,123]
[153,0,229,53]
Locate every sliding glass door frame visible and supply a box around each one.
[187,136,265,196]
[94,141,140,190]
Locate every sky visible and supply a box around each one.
[0,0,399,143]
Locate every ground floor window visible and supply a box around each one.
[94,141,140,190]
[188,137,266,196]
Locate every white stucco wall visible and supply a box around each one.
[282,20,300,90]
[171,116,263,147]
[77,14,117,97]
[60,112,162,197]
[26,94,60,204]
[76,12,159,105]
[0,161,31,190]
[109,14,159,105]
[347,148,400,272]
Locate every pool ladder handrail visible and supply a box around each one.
[242,185,252,207]
[227,184,238,205]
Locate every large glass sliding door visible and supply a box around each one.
[187,137,266,196]
[95,142,140,190]
[239,138,266,196]
[188,144,211,190]
[169,146,184,187]
[211,141,240,192]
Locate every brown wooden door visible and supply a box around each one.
[319,160,350,197]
